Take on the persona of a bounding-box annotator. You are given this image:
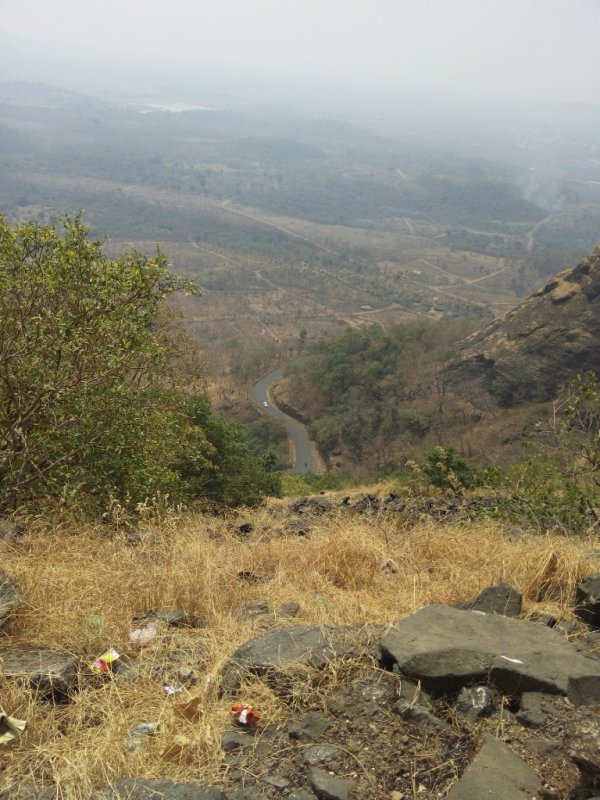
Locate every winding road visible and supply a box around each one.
[253,367,320,473]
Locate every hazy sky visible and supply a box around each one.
[2,0,600,106]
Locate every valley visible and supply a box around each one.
[1,81,599,472]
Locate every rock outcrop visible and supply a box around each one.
[0,570,21,628]
[380,604,600,694]
[451,246,600,405]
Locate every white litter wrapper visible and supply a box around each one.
[0,714,27,746]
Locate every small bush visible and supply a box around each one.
[422,445,483,491]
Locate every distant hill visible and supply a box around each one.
[451,245,600,406]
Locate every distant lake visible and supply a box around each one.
[138,102,214,113]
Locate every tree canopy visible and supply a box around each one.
[0,215,280,514]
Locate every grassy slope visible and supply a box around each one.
[0,495,597,796]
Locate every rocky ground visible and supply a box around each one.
[2,498,600,799]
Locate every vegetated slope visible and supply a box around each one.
[450,245,600,406]
[274,319,480,473]
[279,246,600,473]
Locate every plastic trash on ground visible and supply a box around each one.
[164,682,183,695]
[128,620,160,648]
[89,647,120,672]
[0,714,26,746]
[127,721,160,751]
[230,703,260,727]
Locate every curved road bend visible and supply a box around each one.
[253,367,320,473]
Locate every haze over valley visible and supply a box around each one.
[1,0,599,466]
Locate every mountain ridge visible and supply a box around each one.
[451,245,600,406]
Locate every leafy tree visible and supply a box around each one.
[0,215,279,513]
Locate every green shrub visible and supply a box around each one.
[0,215,279,514]
[422,445,482,491]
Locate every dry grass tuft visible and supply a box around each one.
[0,503,597,796]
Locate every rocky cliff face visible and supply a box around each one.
[451,246,600,406]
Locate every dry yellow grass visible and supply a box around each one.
[0,500,598,797]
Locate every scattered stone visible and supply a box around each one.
[395,698,449,730]
[445,735,541,799]
[568,674,600,706]
[276,602,301,619]
[568,707,600,774]
[516,692,547,728]
[524,736,562,757]
[393,674,444,729]
[98,780,226,799]
[225,788,265,800]
[381,493,406,513]
[396,676,432,708]
[133,609,188,627]
[0,788,56,800]
[290,497,332,515]
[232,600,269,620]
[286,518,314,536]
[343,493,379,513]
[0,647,80,700]
[176,666,199,685]
[0,571,21,628]
[308,767,348,800]
[113,662,138,684]
[457,583,522,617]
[381,604,600,695]
[222,625,360,689]
[285,791,316,800]
[455,685,497,722]
[575,575,600,627]
[328,672,399,718]
[303,745,341,765]
[0,520,25,541]
[222,731,255,752]
[237,571,269,583]
[379,558,400,574]
[262,775,289,789]
[288,712,331,742]
[236,523,254,536]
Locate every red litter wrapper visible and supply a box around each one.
[230,703,260,726]
[89,647,120,673]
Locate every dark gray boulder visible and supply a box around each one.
[568,707,600,774]
[225,789,265,800]
[568,674,600,706]
[457,583,522,617]
[288,712,331,742]
[304,745,341,766]
[445,735,540,799]
[0,571,21,627]
[395,698,449,730]
[0,788,56,800]
[575,574,600,627]
[381,604,600,695]
[221,731,255,752]
[132,609,189,627]
[515,692,547,728]
[308,768,348,800]
[98,782,226,799]
[0,647,79,699]
[222,626,360,689]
